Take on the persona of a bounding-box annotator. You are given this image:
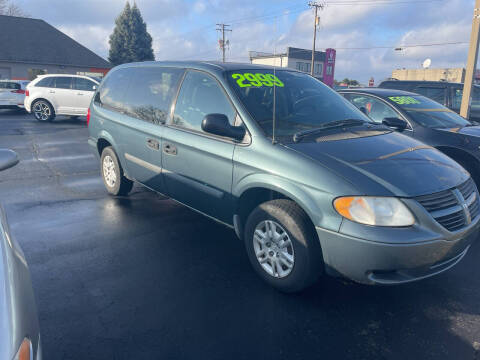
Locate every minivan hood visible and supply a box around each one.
[286,131,468,197]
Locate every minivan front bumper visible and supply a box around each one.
[316,218,479,285]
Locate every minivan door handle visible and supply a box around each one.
[49,90,55,94]
[146,138,159,150]
[162,143,177,155]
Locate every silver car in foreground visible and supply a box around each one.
[0,149,41,360]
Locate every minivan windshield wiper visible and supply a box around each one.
[293,119,367,142]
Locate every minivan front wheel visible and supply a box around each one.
[100,147,133,196]
[244,199,323,292]
[32,100,54,122]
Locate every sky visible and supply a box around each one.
[16,0,476,84]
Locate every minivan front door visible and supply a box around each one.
[162,70,238,224]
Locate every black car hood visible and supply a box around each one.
[286,131,469,197]
[436,125,480,137]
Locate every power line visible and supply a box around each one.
[329,41,468,51]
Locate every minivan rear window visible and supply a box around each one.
[97,69,131,111]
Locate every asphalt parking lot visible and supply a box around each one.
[1,110,480,360]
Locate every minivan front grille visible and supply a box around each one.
[415,178,479,232]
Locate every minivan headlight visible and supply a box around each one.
[334,196,415,226]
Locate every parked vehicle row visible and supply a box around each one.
[339,88,480,187]
[24,74,100,121]
[87,61,479,292]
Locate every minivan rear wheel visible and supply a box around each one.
[244,199,323,292]
[32,100,55,122]
[100,147,133,196]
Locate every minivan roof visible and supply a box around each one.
[114,60,294,73]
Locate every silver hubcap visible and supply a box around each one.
[33,102,51,121]
[103,155,117,188]
[253,220,294,278]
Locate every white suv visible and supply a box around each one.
[0,80,30,110]
[25,74,100,121]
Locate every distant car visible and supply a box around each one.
[0,79,29,111]
[0,149,42,360]
[339,88,480,187]
[25,74,100,122]
[378,80,480,123]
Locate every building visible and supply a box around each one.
[391,68,466,83]
[249,47,336,87]
[0,15,111,80]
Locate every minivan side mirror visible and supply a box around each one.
[382,117,408,131]
[0,149,19,171]
[201,114,246,141]
[92,85,97,90]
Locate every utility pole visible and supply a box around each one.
[216,23,231,63]
[309,2,324,76]
[460,0,480,120]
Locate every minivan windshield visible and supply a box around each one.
[384,94,471,128]
[226,70,370,138]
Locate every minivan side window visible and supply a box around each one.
[54,77,73,89]
[35,77,54,88]
[96,69,131,112]
[172,70,236,132]
[73,77,97,92]
[122,67,184,124]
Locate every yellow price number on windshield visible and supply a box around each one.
[388,96,421,105]
[232,73,284,88]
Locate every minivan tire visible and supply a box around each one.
[100,146,133,196]
[244,199,324,293]
[32,100,55,122]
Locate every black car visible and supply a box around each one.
[339,88,480,186]
[378,80,480,123]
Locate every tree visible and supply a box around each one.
[335,78,360,86]
[108,2,155,66]
[0,0,28,17]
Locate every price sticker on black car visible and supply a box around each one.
[388,96,421,105]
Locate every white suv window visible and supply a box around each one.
[35,77,54,88]
[54,77,72,89]
[73,78,96,91]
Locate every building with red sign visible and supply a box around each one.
[249,47,336,87]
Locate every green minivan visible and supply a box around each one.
[88,61,479,292]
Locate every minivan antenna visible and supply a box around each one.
[272,16,278,145]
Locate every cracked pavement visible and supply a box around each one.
[1,110,480,360]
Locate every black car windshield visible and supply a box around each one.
[406,109,470,129]
[226,70,370,138]
[384,94,470,128]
